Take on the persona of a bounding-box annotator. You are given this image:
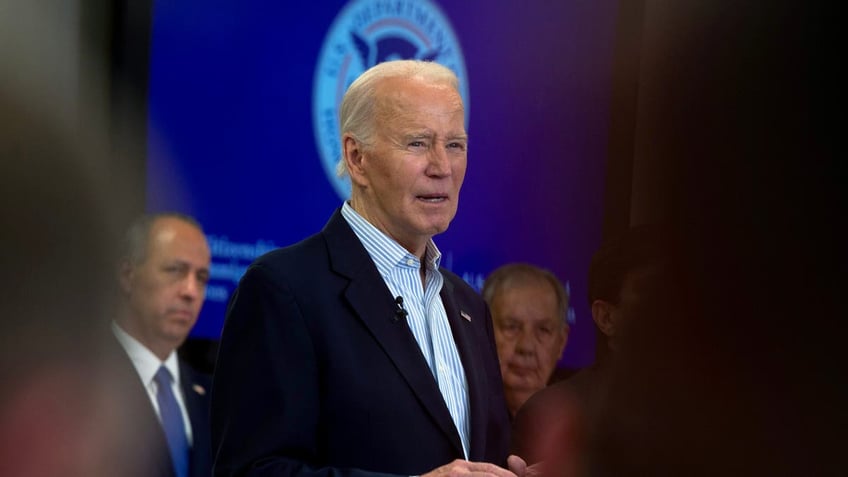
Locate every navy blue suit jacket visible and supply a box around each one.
[211,209,511,477]
[182,361,213,477]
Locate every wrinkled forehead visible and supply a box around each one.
[495,283,561,314]
[374,77,464,115]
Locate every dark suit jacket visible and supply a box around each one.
[211,209,511,477]
[182,361,213,477]
[112,338,213,477]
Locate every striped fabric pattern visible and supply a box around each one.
[341,202,470,458]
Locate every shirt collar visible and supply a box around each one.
[341,202,442,278]
[112,321,180,387]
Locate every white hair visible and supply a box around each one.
[336,60,461,177]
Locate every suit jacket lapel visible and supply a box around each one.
[180,362,211,477]
[440,278,488,461]
[322,209,465,457]
[110,337,176,477]
[179,363,206,442]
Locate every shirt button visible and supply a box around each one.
[406,259,415,266]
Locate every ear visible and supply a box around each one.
[342,134,368,188]
[118,259,134,295]
[591,299,617,337]
[555,324,569,357]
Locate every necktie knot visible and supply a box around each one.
[155,365,173,388]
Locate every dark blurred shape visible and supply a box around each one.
[586,224,676,364]
[0,85,146,475]
[516,1,843,476]
[591,1,844,476]
[511,225,678,477]
[178,338,220,375]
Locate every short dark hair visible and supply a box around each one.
[587,224,677,362]
[587,224,674,306]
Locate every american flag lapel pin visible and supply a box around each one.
[460,310,472,322]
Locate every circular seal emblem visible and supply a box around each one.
[312,0,469,200]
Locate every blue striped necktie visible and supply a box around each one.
[154,366,189,477]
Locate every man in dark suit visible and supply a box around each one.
[212,60,524,477]
[113,213,213,477]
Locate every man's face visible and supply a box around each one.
[350,77,467,255]
[491,281,568,414]
[121,217,210,356]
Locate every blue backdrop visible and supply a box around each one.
[147,0,618,368]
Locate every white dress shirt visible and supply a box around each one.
[341,202,470,458]
[112,322,194,445]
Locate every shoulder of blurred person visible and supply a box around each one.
[510,377,585,477]
[581,2,844,474]
[0,87,150,476]
[508,224,677,476]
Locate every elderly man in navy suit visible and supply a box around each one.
[113,213,213,477]
[212,60,526,477]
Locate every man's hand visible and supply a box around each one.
[507,455,544,477]
[507,455,526,476]
[421,459,519,477]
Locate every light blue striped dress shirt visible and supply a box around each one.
[341,202,470,458]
